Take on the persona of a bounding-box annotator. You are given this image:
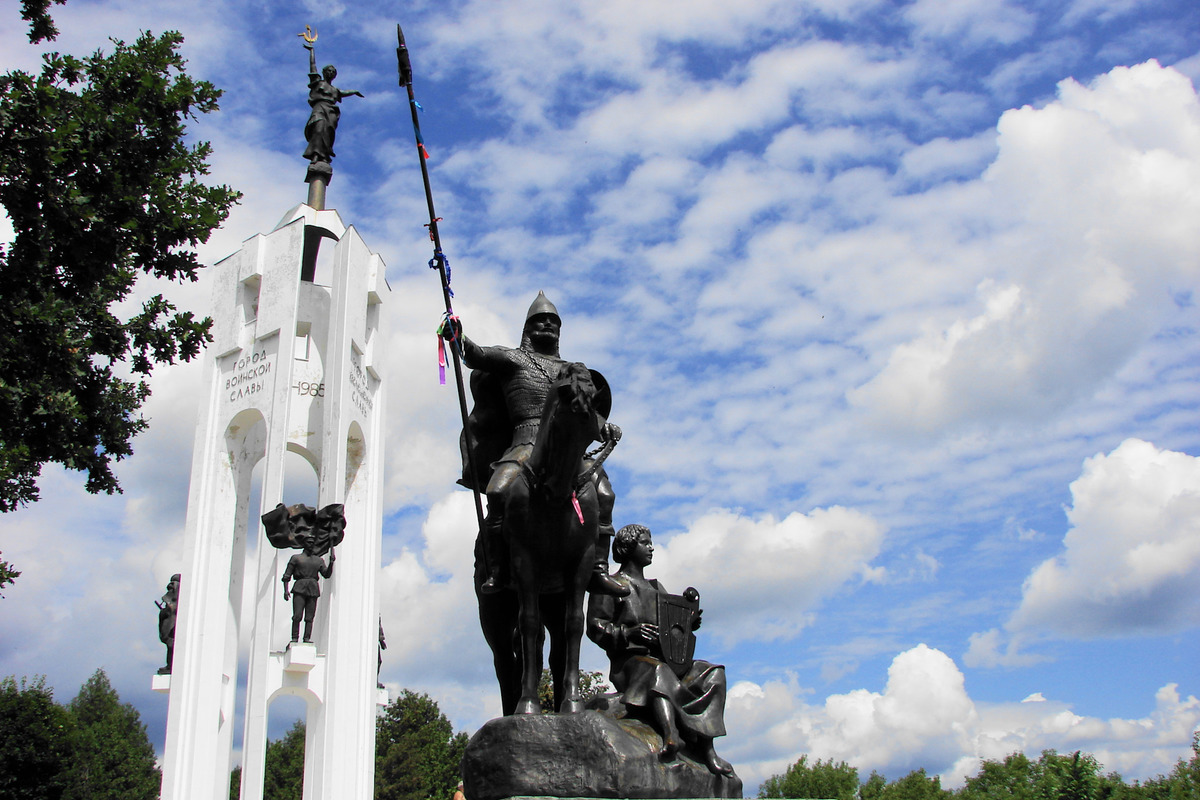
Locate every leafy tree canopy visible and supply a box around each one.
[0,4,240,513]
[0,675,76,800]
[0,552,19,597]
[376,689,469,800]
[66,668,160,800]
[760,755,861,800]
[19,0,66,43]
[759,744,1200,800]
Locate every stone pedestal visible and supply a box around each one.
[461,712,742,800]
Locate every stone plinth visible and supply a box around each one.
[283,642,318,673]
[461,712,742,800]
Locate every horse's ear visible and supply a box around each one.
[589,369,612,419]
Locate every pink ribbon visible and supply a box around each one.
[437,337,447,385]
[571,492,584,524]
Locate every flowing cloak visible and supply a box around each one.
[303,75,341,162]
[587,573,727,740]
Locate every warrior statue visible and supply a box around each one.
[155,573,180,675]
[452,291,626,598]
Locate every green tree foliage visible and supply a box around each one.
[18,0,66,43]
[759,755,861,800]
[537,668,612,713]
[375,690,469,800]
[760,744,1200,800]
[883,769,952,800]
[65,669,160,800]
[0,7,240,512]
[861,771,889,800]
[0,676,77,800]
[1155,733,1200,800]
[261,721,307,800]
[958,750,1107,800]
[0,552,19,597]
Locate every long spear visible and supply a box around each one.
[396,24,488,541]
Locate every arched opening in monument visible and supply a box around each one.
[233,692,310,800]
[284,444,320,502]
[221,409,268,791]
[301,226,339,285]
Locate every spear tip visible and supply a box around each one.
[396,22,412,86]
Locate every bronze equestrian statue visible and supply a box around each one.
[451,292,626,714]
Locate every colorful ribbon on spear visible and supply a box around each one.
[397,23,488,540]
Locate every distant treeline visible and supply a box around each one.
[759,740,1200,800]
[229,688,468,800]
[0,671,467,800]
[0,670,161,800]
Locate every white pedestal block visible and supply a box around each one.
[284,643,319,674]
[151,674,172,694]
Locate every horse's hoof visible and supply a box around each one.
[559,698,585,713]
[513,698,540,715]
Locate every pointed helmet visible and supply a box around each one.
[525,291,561,326]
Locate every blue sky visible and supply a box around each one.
[2,0,1199,791]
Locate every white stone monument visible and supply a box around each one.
[159,203,389,800]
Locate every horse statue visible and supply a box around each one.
[475,362,611,715]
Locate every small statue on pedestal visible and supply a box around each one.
[262,503,346,644]
[587,524,735,776]
[378,618,387,689]
[298,26,363,195]
[155,573,180,674]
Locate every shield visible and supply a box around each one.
[656,589,699,678]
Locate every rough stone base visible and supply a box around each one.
[461,711,742,800]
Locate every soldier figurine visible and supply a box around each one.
[282,533,335,644]
[262,502,345,644]
[155,574,180,675]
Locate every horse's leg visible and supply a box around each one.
[542,595,566,712]
[476,532,522,716]
[513,569,543,715]
[558,506,595,714]
[557,577,588,713]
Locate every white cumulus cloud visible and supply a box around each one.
[1009,438,1200,638]
[849,61,1200,434]
[651,506,885,645]
[726,645,1200,789]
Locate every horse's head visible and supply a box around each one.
[555,362,597,417]
[529,362,603,500]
